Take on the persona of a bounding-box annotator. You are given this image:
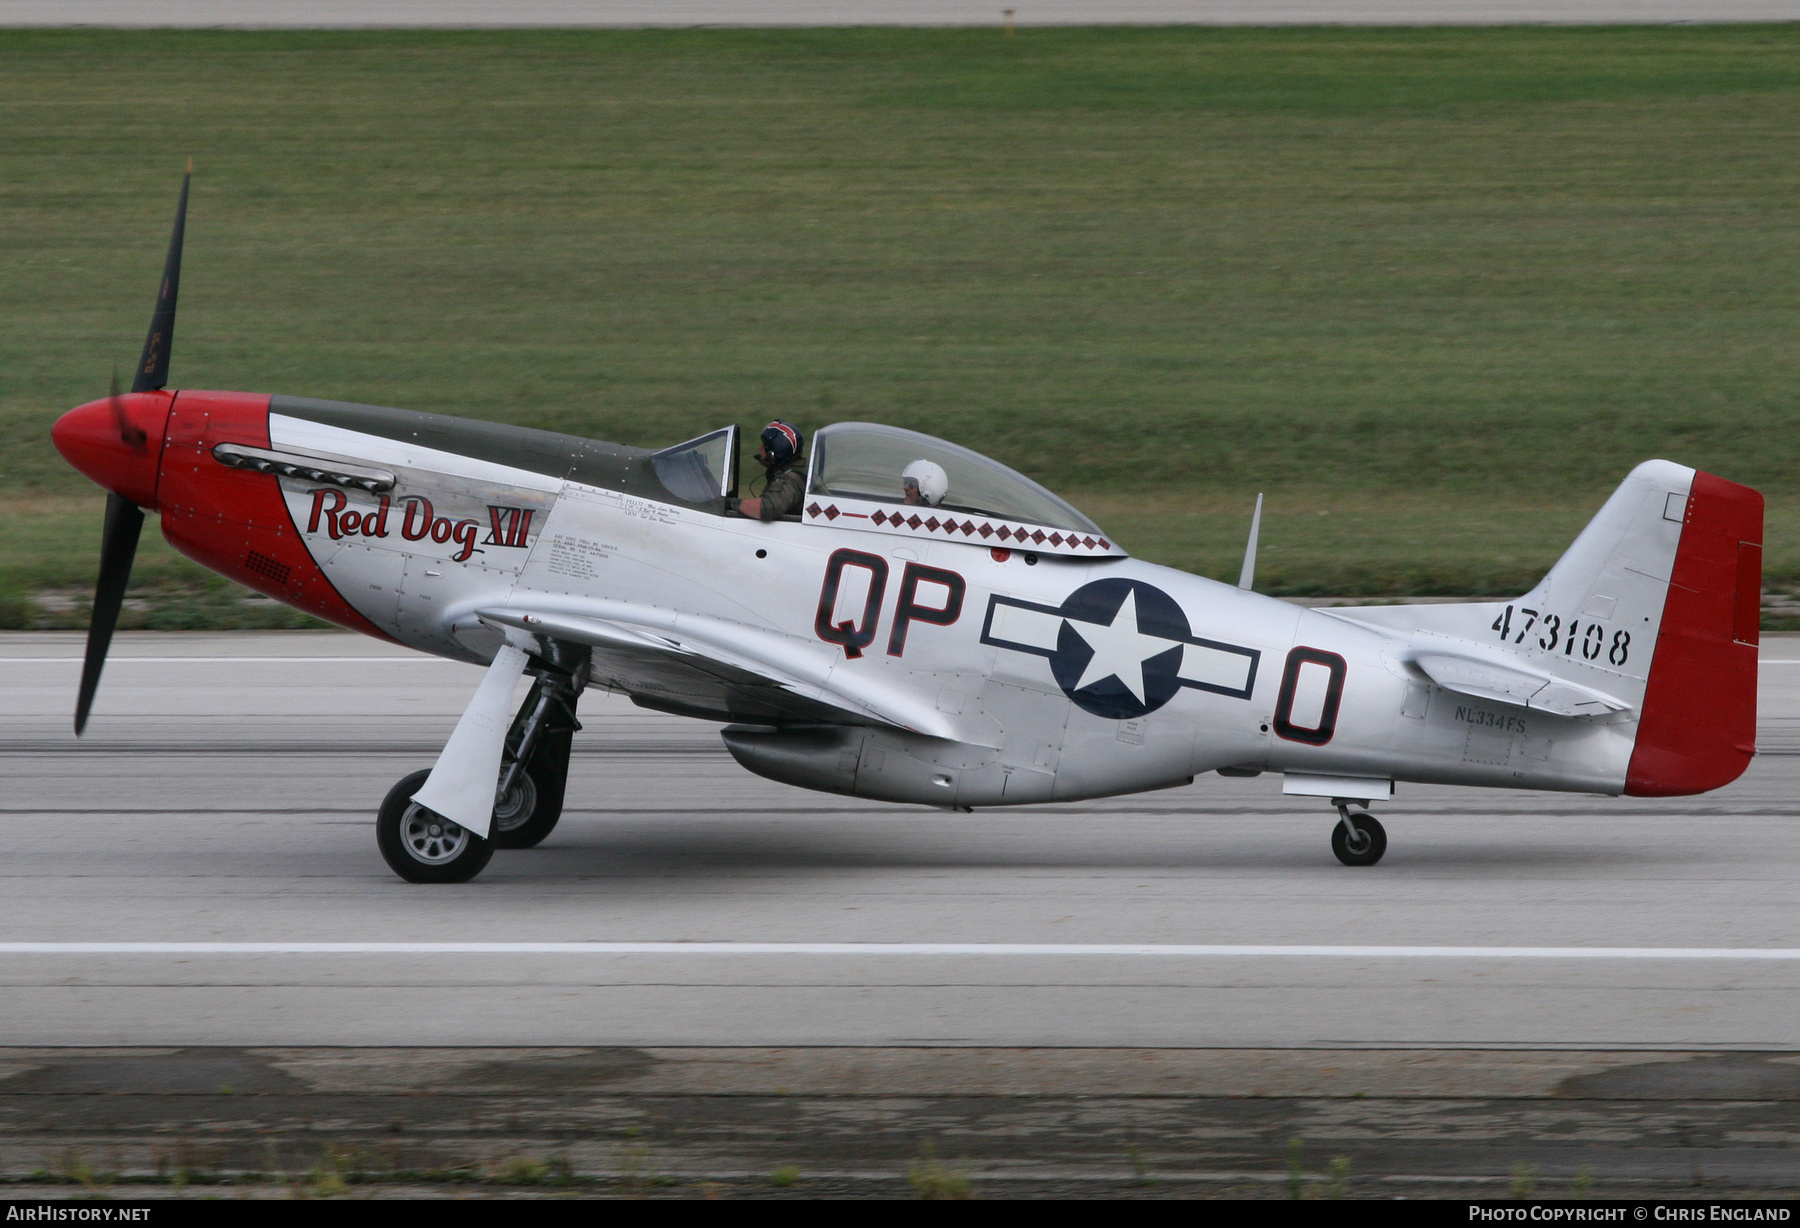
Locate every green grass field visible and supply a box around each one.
[4,25,1799,627]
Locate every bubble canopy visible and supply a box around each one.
[806,423,1102,536]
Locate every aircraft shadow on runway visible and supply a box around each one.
[430,818,1678,878]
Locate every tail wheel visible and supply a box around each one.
[376,768,495,883]
[1331,812,1387,867]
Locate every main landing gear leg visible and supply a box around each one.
[376,640,591,882]
[491,645,589,850]
[1330,798,1387,867]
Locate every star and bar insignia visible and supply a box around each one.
[980,578,1260,720]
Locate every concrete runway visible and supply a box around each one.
[3,630,1797,1050]
[3,1,1797,27]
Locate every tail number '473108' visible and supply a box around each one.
[1491,604,1629,666]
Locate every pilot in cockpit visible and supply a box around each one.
[737,420,806,522]
[901,459,948,508]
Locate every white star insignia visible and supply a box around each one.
[1067,590,1177,703]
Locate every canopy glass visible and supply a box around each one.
[806,422,1100,535]
[652,426,738,504]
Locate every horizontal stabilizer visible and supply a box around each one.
[1410,641,1629,718]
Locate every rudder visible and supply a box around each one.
[1624,471,1762,796]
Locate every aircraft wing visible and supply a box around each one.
[475,605,972,739]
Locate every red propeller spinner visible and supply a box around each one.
[52,381,172,511]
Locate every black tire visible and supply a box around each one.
[491,757,562,850]
[1331,812,1387,867]
[376,768,496,884]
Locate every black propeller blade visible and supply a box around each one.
[75,164,190,735]
[133,159,190,394]
[74,493,145,735]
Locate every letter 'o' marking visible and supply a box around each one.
[1273,647,1346,745]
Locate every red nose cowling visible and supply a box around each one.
[52,391,174,510]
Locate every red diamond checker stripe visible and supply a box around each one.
[797,499,1116,554]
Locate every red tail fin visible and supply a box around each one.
[1625,471,1762,797]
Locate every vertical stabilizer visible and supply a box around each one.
[1325,459,1761,798]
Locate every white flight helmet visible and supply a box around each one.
[901,459,949,508]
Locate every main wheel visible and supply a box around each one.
[1331,812,1387,867]
[491,759,562,849]
[376,769,495,883]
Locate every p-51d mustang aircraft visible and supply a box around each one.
[53,172,1763,882]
